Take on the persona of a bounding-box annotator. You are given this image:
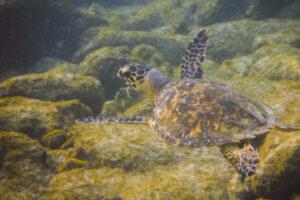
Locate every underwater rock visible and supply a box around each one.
[0,131,53,199]
[195,19,300,62]
[43,122,244,199]
[123,3,166,31]
[101,87,142,116]
[216,44,300,80]
[45,149,84,172]
[72,27,184,65]
[250,130,300,199]
[48,62,81,74]
[41,167,125,200]
[130,44,172,75]
[252,28,300,50]
[67,123,180,170]
[0,72,103,112]
[122,99,153,116]
[79,46,130,99]
[120,0,299,33]
[248,54,300,81]
[28,57,66,73]
[42,129,67,149]
[0,97,92,139]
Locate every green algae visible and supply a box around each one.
[0,97,92,139]
[0,131,53,199]
[79,46,130,99]
[42,123,243,199]
[216,44,300,81]
[72,26,184,65]
[0,72,103,112]
[251,129,300,198]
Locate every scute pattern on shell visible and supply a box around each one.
[153,79,274,146]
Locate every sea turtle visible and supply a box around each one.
[76,30,300,177]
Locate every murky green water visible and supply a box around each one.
[0,0,300,199]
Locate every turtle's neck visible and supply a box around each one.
[143,69,171,101]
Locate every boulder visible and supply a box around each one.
[0,72,103,112]
[216,44,300,80]
[42,122,245,199]
[192,19,300,62]
[250,130,300,199]
[72,27,184,66]
[130,44,172,75]
[0,97,92,139]
[100,87,142,116]
[123,3,166,31]
[252,28,300,49]
[0,131,53,199]
[79,46,130,99]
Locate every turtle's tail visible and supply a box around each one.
[275,123,300,132]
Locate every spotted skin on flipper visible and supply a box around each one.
[181,29,208,79]
[75,116,147,124]
[222,143,259,177]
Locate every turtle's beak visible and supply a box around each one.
[117,68,124,79]
[117,65,130,79]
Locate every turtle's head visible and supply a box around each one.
[118,63,169,100]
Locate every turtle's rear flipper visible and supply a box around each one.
[275,123,300,131]
[221,143,259,178]
[75,116,149,124]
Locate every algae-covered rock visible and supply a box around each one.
[72,27,184,65]
[101,87,142,116]
[124,3,166,31]
[79,46,130,99]
[253,28,300,49]
[29,57,66,73]
[48,62,81,74]
[0,97,92,139]
[41,167,125,200]
[122,99,153,116]
[121,0,297,33]
[216,44,300,80]
[0,131,53,199]
[250,130,300,199]
[248,54,300,81]
[42,129,67,149]
[45,149,80,172]
[0,72,103,112]
[197,19,300,61]
[68,123,180,171]
[42,122,244,199]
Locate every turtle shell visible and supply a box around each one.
[153,79,276,147]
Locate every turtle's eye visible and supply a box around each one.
[123,71,131,78]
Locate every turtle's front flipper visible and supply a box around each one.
[181,29,208,79]
[75,116,149,124]
[221,143,259,178]
[275,123,300,131]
